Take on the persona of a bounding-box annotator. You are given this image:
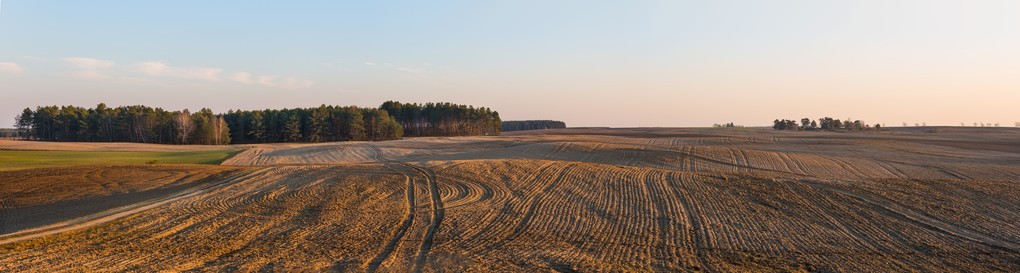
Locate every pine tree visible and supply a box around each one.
[15,108,33,140]
[248,112,266,142]
[284,115,302,142]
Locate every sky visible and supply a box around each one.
[1,1,1018,127]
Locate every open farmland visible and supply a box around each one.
[0,140,242,171]
[1,127,1018,272]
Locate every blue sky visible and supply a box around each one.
[1,1,1018,127]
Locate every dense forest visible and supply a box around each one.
[14,104,231,144]
[501,120,566,131]
[14,101,503,144]
[223,105,402,143]
[380,101,501,137]
[773,117,881,131]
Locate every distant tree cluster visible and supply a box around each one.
[0,128,17,138]
[772,119,801,130]
[965,122,1001,127]
[380,101,501,137]
[501,120,566,131]
[773,117,880,131]
[712,122,739,128]
[14,104,230,144]
[223,105,402,143]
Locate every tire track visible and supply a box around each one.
[403,163,443,273]
[364,171,415,272]
[451,161,559,253]
[440,175,494,210]
[365,145,417,272]
[368,144,445,272]
[801,179,1020,252]
[0,168,268,246]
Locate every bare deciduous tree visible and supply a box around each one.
[212,115,229,145]
[174,110,195,144]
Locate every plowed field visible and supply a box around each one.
[2,127,1018,272]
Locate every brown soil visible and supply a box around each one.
[0,165,244,233]
[2,128,1018,272]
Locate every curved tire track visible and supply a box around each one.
[364,171,415,272]
[365,145,417,272]
[0,168,267,246]
[401,163,444,273]
[367,145,445,272]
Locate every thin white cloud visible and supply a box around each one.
[65,57,113,69]
[229,72,254,84]
[380,63,445,85]
[70,70,113,80]
[64,57,114,79]
[134,61,167,75]
[390,65,425,76]
[256,75,314,89]
[369,62,433,77]
[0,62,23,74]
[135,61,222,81]
[257,75,274,86]
[235,72,313,88]
[58,57,313,89]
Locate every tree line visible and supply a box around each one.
[14,104,231,144]
[380,101,501,137]
[223,105,402,143]
[14,101,505,144]
[501,120,566,131]
[773,117,881,131]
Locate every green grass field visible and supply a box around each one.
[0,149,242,171]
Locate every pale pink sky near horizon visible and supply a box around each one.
[1,1,1018,127]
